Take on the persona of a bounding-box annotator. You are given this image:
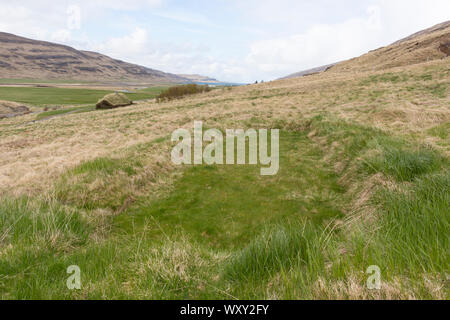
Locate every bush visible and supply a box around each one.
[156,84,211,102]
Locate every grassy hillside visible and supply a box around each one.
[0,33,448,299]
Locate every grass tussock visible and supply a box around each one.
[364,144,444,181]
[0,197,90,251]
[224,223,324,282]
[373,172,449,273]
[56,157,143,210]
[55,139,175,211]
[427,122,450,140]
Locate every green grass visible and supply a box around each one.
[0,197,90,249]
[372,172,449,273]
[73,157,142,176]
[35,106,96,120]
[117,132,344,250]
[0,86,168,106]
[425,83,448,98]
[56,156,144,211]
[359,73,408,86]
[427,122,450,140]
[223,222,324,282]
[365,144,444,181]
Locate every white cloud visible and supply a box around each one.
[51,29,72,43]
[0,1,163,38]
[0,4,52,39]
[245,13,380,78]
[95,28,149,58]
[85,0,163,11]
[154,11,212,26]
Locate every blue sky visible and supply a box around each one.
[0,0,449,82]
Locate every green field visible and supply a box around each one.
[0,78,95,84]
[0,86,168,106]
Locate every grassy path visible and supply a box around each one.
[117,132,343,249]
[0,130,345,299]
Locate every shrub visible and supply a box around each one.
[156,84,211,102]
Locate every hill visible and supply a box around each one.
[0,32,189,83]
[281,21,450,79]
[332,20,449,73]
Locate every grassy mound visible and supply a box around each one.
[0,100,30,118]
[95,93,132,110]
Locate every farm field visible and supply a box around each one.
[0,86,168,106]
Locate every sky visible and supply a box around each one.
[0,0,449,83]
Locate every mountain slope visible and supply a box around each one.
[281,21,450,79]
[0,32,188,83]
[332,20,450,73]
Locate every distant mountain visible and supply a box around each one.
[177,74,220,84]
[279,63,337,80]
[280,21,450,80]
[0,32,189,83]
